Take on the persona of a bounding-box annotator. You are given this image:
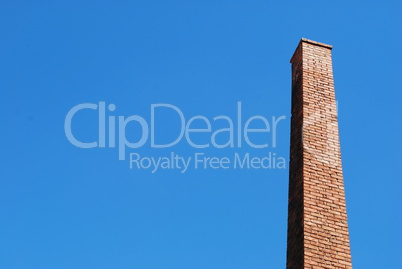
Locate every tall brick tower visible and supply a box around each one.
[286,39,352,268]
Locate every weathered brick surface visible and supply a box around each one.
[286,39,352,269]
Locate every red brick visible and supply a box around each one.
[286,39,352,268]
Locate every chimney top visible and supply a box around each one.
[300,38,332,49]
[290,38,333,63]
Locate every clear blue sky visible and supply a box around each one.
[1,1,401,268]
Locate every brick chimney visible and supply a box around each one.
[286,38,352,268]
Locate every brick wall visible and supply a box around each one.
[286,39,352,268]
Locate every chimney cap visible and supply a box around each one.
[290,38,333,63]
[300,38,333,49]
